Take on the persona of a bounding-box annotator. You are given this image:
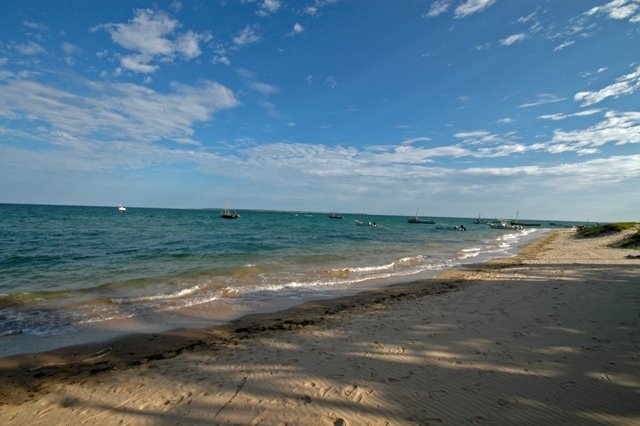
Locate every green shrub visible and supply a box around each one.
[617,231,640,249]
[575,222,638,238]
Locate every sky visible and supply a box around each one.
[0,0,639,222]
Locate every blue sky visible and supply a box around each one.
[1,0,639,221]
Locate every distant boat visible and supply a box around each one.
[510,220,540,227]
[408,209,435,224]
[474,214,489,224]
[220,200,240,219]
[355,219,378,227]
[510,211,540,227]
[117,204,126,212]
[489,220,522,230]
[436,225,467,231]
[329,210,343,219]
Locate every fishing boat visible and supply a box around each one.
[329,210,343,219]
[474,214,488,224]
[408,209,435,224]
[220,200,240,219]
[489,220,522,230]
[510,211,540,227]
[117,204,126,212]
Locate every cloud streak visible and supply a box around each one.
[574,66,640,106]
[0,75,239,146]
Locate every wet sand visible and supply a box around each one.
[1,229,639,425]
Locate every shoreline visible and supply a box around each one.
[2,229,640,424]
[0,228,543,359]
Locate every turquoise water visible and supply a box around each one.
[0,204,564,340]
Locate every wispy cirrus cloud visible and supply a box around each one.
[93,9,211,74]
[538,109,602,121]
[237,68,279,96]
[519,93,567,108]
[424,0,452,18]
[544,110,640,155]
[500,33,527,46]
[424,0,496,19]
[574,65,640,106]
[12,41,45,56]
[22,20,48,31]
[585,0,640,23]
[455,0,497,19]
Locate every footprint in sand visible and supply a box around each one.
[342,384,372,403]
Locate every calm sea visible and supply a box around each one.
[1,204,571,354]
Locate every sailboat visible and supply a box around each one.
[220,199,240,219]
[408,208,435,224]
[328,209,343,219]
[509,211,540,227]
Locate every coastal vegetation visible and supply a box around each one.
[575,222,640,249]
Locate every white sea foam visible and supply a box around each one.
[112,284,204,304]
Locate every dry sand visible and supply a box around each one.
[1,229,639,425]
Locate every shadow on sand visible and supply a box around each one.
[1,260,639,424]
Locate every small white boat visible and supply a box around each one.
[117,204,126,212]
[489,220,522,230]
[355,219,378,227]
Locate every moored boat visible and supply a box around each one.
[221,199,240,219]
[408,208,435,224]
[329,210,343,219]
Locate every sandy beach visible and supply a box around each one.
[1,229,639,425]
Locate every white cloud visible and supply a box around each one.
[93,9,209,73]
[324,76,338,88]
[425,0,452,18]
[401,136,432,145]
[0,76,240,146]
[251,82,279,95]
[586,0,640,22]
[538,109,602,121]
[454,0,497,19]
[519,93,567,108]
[237,68,279,95]
[291,23,304,35]
[176,31,205,59]
[517,10,537,24]
[302,0,338,16]
[574,66,640,106]
[61,42,82,65]
[500,33,527,46]
[120,55,159,73]
[257,0,281,16]
[233,25,262,47]
[545,110,640,154]
[22,21,48,31]
[13,41,45,56]
[553,40,575,51]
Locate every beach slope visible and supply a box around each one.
[1,229,639,425]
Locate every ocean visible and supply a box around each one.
[0,204,570,356]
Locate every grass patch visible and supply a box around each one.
[617,231,640,249]
[575,222,640,249]
[575,222,638,238]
